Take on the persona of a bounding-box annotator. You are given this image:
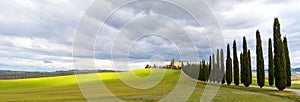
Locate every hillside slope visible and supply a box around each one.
[0,69,298,102]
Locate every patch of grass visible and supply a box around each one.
[251,72,300,89]
[220,84,300,101]
[290,84,300,89]
[251,77,300,89]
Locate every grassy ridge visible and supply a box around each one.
[0,69,298,102]
[0,69,178,90]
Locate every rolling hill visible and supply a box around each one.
[0,69,299,101]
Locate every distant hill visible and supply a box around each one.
[251,68,300,74]
[293,68,300,72]
[0,70,120,79]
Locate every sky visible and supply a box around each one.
[0,0,299,72]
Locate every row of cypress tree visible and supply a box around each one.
[183,18,291,90]
[225,37,253,87]
[198,60,209,82]
[183,49,225,83]
[223,18,291,90]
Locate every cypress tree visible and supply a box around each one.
[256,30,265,88]
[282,40,287,87]
[221,49,225,83]
[203,61,205,81]
[205,61,209,81]
[206,62,208,82]
[248,50,252,85]
[226,44,232,85]
[240,53,244,84]
[212,54,215,82]
[181,61,184,69]
[273,18,286,90]
[170,58,175,69]
[209,55,212,82]
[199,61,203,81]
[204,60,206,81]
[283,37,291,87]
[222,74,226,84]
[207,62,210,81]
[217,49,220,83]
[243,37,250,87]
[145,64,150,69]
[233,40,239,86]
[268,38,274,86]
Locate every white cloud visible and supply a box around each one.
[0,35,72,53]
[211,0,300,68]
[0,58,73,70]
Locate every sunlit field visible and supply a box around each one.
[0,69,299,102]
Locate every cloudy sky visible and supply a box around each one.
[0,0,299,71]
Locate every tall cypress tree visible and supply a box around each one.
[202,60,206,81]
[181,61,184,70]
[256,30,265,88]
[170,58,175,69]
[282,40,287,87]
[217,49,220,83]
[206,61,209,82]
[221,49,225,83]
[243,37,250,87]
[273,18,286,90]
[199,61,203,81]
[283,37,291,87]
[240,53,244,84]
[202,61,205,81]
[222,74,226,84]
[268,38,274,86]
[209,55,212,82]
[203,60,206,81]
[212,54,215,82]
[206,61,209,81]
[248,50,252,85]
[226,44,232,85]
[233,40,239,86]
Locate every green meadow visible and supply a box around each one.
[0,69,299,102]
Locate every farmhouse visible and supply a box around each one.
[166,61,182,69]
[144,58,182,70]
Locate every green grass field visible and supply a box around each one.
[251,72,300,90]
[0,69,299,102]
